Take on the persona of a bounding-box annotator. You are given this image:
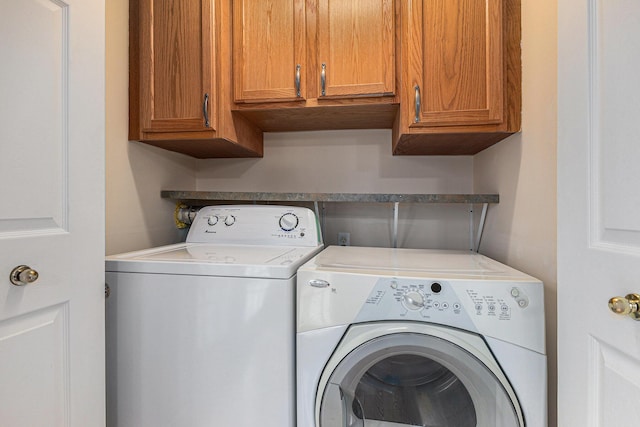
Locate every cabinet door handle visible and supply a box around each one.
[295,64,301,97]
[203,93,210,128]
[320,63,326,96]
[414,85,421,123]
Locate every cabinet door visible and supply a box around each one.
[139,0,215,133]
[233,0,306,103]
[316,0,395,98]
[410,0,503,127]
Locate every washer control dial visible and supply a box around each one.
[207,215,219,226]
[279,213,299,231]
[224,215,236,226]
[402,291,424,310]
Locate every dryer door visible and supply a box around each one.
[318,330,523,427]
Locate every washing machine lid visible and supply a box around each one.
[106,243,323,279]
[302,246,537,281]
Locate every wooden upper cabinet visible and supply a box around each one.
[393,0,521,155]
[233,0,306,103]
[137,0,215,133]
[232,0,394,103]
[129,0,520,156]
[316,0,395,98]
[129,0,263,158]
[231,0,398,131]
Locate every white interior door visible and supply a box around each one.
[558,0,640,425]
[0,0,105,425]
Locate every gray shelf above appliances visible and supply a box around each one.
[161,191,498,204]
[161,191,499,252]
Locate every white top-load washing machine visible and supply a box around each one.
[297,246,546,427]
[106,205,323,427]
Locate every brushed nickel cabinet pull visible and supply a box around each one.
[203,93,210,128]
[414,85,421,123]
[320,63,326,96]
[295,64,301,97]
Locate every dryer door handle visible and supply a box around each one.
[342,386,365,427]
[321,383,364,427]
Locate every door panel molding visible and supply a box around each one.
[588,0,640,253]
[0,0,69,238]
[588,335,640,427]
[0,303,70,425]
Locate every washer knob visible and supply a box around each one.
[279,213,299,231]
[403,291,424,310]
[224,215,236,226]
[207,215,219,226]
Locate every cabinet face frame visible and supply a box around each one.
[408,0,504,128]
[138,0,216,133]
[232,0,307,103]
[316,0,396,99]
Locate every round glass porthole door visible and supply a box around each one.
[319,332,522,427]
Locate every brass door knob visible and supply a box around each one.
[608,293,640,320]
[10,265,39,286]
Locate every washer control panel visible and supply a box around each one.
[186,205,321,246]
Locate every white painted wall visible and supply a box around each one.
[473,0,558,425]
[196,130,474,248]
[105,0,196,255]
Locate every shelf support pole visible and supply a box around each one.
[313,201,324,245]
[473,203,489,252]
[469,204,474,251]
[393,202,399,248]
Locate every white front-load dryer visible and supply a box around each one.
[106,205,323,427]
[297,246,547,427]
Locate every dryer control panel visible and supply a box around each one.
[352,276,544,350]
[354,278,477,331]
[186,205,321,246]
